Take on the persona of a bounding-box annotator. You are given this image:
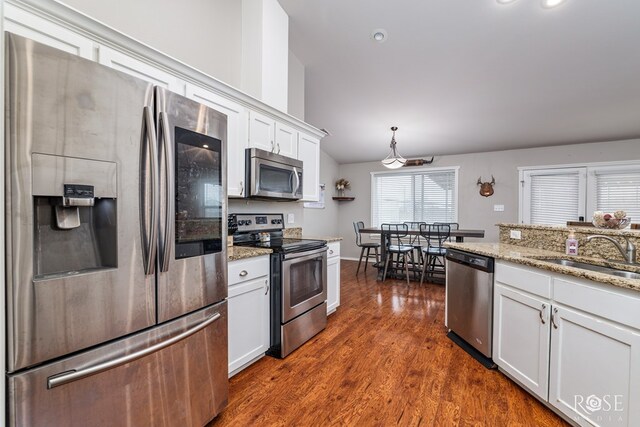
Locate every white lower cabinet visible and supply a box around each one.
[326,242,341,315]
[494,284,550,400]
[549,306,640,427]
[228,256,270,377]
[494,261,640,427]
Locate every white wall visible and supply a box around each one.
[62,0,243,88]
[288,50,305,120]
[337,138,640,259]
[302,149,340,236]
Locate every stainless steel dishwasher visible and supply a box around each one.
[445,248,495,366]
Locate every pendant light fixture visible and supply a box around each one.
[381,126,406,169]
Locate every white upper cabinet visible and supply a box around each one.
[297,133,320,202]
[248,111,276,153]
[186,84,249,198]
[4,3,95,59]
[274,122,298,158]
[97,45,183,94]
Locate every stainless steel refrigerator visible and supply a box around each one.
[5,33,228,426]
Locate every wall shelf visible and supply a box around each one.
[332,196,355,201]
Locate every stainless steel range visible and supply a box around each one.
[231,214,328,357]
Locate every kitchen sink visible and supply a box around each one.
[542,259,640,280]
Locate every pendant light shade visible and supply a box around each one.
[381,126,406,169]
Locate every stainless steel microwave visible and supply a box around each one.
[245,148,303,200]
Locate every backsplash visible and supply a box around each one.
[498,223,640,262]
[228,199,304,228]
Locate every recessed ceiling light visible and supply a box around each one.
[371,29,387,43]
[542,0,566,8]
[496,0,518,4]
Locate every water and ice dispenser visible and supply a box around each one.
[32,153,118,278]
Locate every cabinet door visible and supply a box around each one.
[186,84,249,197]
[327,255,341,315]
[228,276,270,376]
[275,122,298,158]
[248,111,276,152]
[549,305,640,427]
[4,3,95,59]
[494,284,551,400]
[298,133,320,201]
[98,45,183,93]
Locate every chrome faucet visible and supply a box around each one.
[586,235,637,264]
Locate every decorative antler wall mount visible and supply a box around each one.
[402,157,435,167]
[477,176,495,197]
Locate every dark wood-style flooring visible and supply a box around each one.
[210,260,568,426]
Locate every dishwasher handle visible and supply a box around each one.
[445,249,494,273]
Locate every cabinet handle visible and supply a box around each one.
[239,270,248,277]
[239,181,244,196]
[329,250,334,255]
[277,143,281,154]
[264,279,269,295]
[539,304,546,324]
[551,307,559,329]
[271,140,275,153]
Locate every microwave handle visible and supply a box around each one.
[293,167,301,195]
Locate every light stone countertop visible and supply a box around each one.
[302,236,343,243]
[227,246,272,261]
[445,242,640,292]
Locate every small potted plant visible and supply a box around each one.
[335,178,351,197]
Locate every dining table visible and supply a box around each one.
[358,226,485,281]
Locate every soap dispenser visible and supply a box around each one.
[566,230,579,256]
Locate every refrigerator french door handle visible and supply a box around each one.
[46,312,222,389]
[159,111,174,273]
[143,106,159,275]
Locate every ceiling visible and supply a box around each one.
[278,0,640,164]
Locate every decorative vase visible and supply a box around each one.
[338,189,345,197]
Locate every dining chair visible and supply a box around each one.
[381,223,415,285]
[434,222,459,242]
[419,223,451,284]
[353,221,380,276]
[404,221,427,264]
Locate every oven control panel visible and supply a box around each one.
[231,213,285,232]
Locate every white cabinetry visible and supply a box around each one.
[4,3,95,59]
[97,45,183,93]
[494,283,550,400]
[227,256,270,377]
[274,122,298,158]
[326,242,341,315]
[186,84,249,197]
[297,133,320,201]
[248,111,276,152]
[494,260,640,427]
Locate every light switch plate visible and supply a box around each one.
[510,230,522,240]
[287,213,295,224]
[494,204,505,212]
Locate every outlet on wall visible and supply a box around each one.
[494,204,505,212]
[287,213,295,224]
[510,230,522,240]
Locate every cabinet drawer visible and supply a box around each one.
[553,276,640,331]
[228,256,270,286]
[327,242,340,259]
[495,261,551,299]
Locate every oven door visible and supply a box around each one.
[250,157,303,200]
[281,247,328,323]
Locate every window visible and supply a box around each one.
[371,167,458,227]
[520,162,640,225]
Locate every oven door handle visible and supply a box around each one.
[283,247,328,261]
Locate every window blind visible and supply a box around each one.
[528,172,581,225]
[594,169,640,220]
[372,169,457,226]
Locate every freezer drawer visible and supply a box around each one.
[7,302,228,427]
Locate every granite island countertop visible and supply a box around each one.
[445,242,640,292]
[302,236,343,243]
[227,246,272,261]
